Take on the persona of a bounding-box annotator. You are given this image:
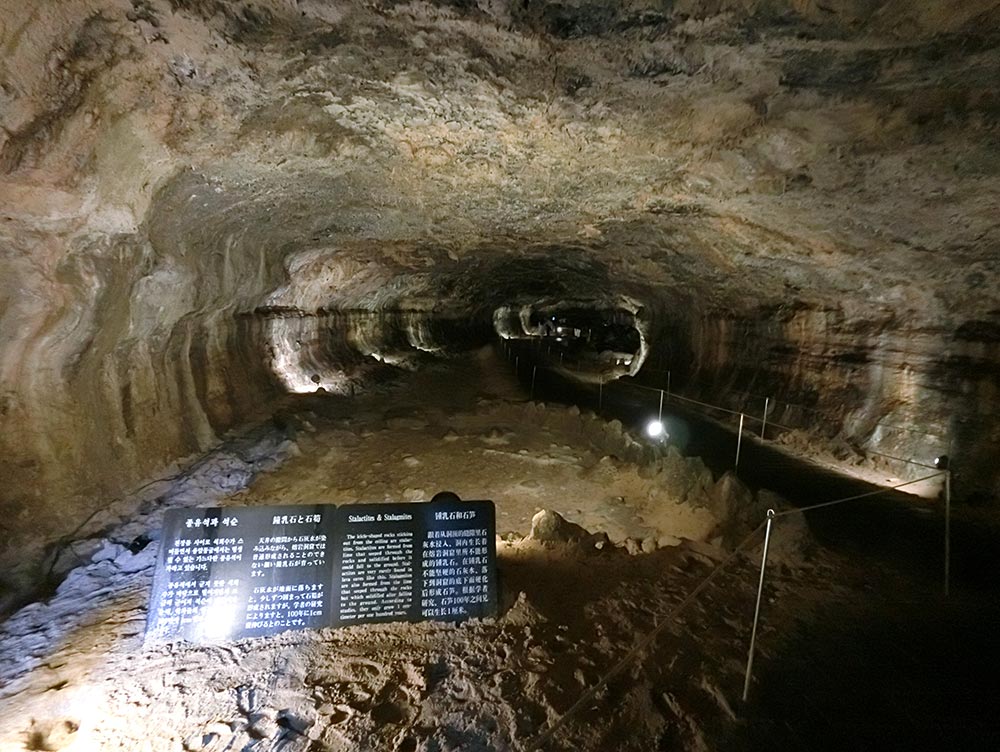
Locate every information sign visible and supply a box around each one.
[145,499,497,643]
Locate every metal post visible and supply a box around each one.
[531,366,537,400]
[666,370,671,397]
[761,397,770,439]
[735,413,745,470]
[658,389,664,422]
[944,469,951,597]
[743,509,776,703]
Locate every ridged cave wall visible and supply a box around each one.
[643,304,1000,497]
[2,0,999,599]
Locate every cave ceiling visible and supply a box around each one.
[2,0,998,321]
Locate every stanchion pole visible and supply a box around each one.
[531,366,537,400]
[658,389,664,422]
[735,413,745,470]
[743,509,776,703]
[761,397,770,439]
[945,469,951,597]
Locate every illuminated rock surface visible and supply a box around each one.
[1,1,999,749]
[0,353,774,750]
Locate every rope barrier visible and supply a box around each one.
[526,346,954,446]
[771,472,945,517]
[509,341,954,742]
[614,370,941,472]
[525,469,950,748]
[637,367,949,446]
[621,379,750,418]
[525,523,766,751]
[861,449,939,470]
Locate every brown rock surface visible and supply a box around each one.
[0,0,997,664]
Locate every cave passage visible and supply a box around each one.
[494,303,647,381]
[3,1,1000,751]
[5,339,998,752]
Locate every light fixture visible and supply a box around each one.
[646,419,667,440]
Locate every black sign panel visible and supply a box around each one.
[145,500,497,644]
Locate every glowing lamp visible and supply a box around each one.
[646,420,667,439]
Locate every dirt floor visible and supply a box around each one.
[1,348,996,752]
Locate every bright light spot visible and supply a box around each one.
[646,420,667,439]
[265,320,351,394]
[198,598,238,642]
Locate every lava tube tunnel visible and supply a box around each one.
[1,2,999,750]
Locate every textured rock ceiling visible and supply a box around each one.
[1,0,999,593]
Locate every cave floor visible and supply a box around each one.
[230,346,716,547]
[1,349,999,752]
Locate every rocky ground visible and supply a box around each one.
[4,348,987,752]
[0,348,829,752]
[1,3,998,747]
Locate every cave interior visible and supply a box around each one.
[1,1,999,750]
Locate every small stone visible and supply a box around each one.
[114,547,155,573]
[276,709,310,735]
[70,538,103,561]
[248,711,279,740]
[641,537,658,554]
[204,722,232,738]
[92,541,124,562]
[529,510,588,543]
[657,534,682,548]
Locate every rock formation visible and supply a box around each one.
[2,0,998,592]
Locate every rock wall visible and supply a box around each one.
[1,0,999,595]
[643,303,1000,499]
[0,182,286,584]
